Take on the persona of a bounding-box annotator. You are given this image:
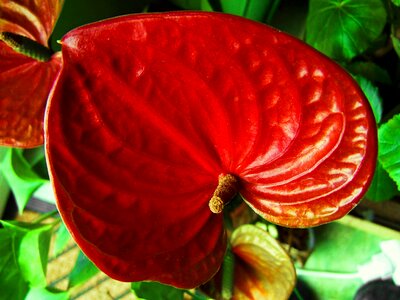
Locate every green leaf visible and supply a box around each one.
[131,281,184,300]
[298,216,397,300]
[25,287,69,300]
[53,222,72,256]
[1,220,53,288]
[68,250,99,288]
[347,61,391,85]
[169,0,215,11]
[220,0,278,22]
[378,114,400,190]
[365,161,399,201]
[391,34,400,58]
[392,0,400,6]
[306,0,387,61]
[0,147,47,213]
[0,221,54,300]
[0,170,10,218]
[354,76,382,123]
[0,228,30,300]
[32,181,56,204]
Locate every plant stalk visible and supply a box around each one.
[221,244,235,300]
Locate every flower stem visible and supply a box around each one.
[33,209,59,224]
[221,244,235,300]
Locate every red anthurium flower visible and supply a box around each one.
[45,12,377,288]
[0,0,63,147]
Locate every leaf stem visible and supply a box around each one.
[293,287,305,300]
[221,244,235,300]
[33,210,59,224]
[296,268,360,280]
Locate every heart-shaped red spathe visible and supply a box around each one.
[0,0,63,147]
[45,12,376,288]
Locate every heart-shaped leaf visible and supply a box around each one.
[0,0,63,147]
[378,114,400,189]
[306,0,387,61]
[45,12,376,288]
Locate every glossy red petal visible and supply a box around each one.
[240,43,377,227]
[0,0,64,45]
[0,44,61,147]
[45,12,376,287]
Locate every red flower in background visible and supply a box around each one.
[0,0,63,148]
[45,12,377,288]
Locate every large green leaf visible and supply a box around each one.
[0,221,54,300]
[131,282,184,300]
[0,147,47,212]
[306,0,387,61]
[365,161,399,202]
[378,114,400,190]
[68,250,99,288]
[298,216,400,299]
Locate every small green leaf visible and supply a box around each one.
[68,250,99,288]
[131,281,184,300]
[365,161,399,202]
[25,287,69,300]
[391,34,400,58]
[354,76,382,123]
[306,0,387,61]
[0,147,47,213]
[53,222,72,256]
[379,114,400,190]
